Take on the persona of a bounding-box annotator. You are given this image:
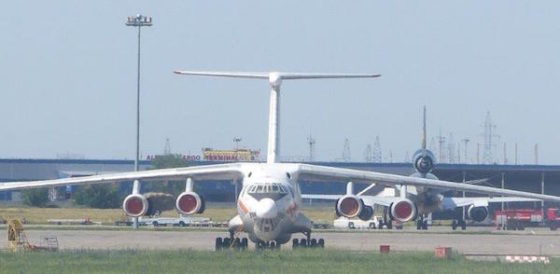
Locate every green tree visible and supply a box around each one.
[73,184,123,209]
[151,154,189,169]
[144,154,190,196]
[22,188,49,207]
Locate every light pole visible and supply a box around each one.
[126,14,152,229]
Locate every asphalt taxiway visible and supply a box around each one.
[2,227,559,255]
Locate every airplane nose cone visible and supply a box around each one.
[255,198,278,219]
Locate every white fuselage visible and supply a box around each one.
[399,172,445,215]
[232,164,306,244]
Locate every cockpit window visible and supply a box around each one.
[247,183,288,200]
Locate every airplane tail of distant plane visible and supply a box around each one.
[174,71,380,164]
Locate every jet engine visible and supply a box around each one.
[358,203,374,221]
[389,198,417,222]
[123,194,149,217]
[467,205,488,222]
[335,196,374,221]
[413,150,435,174]
[176,191,205,215]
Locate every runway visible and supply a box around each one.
[3,227,560,255]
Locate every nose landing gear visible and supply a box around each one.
[255,240,281,250]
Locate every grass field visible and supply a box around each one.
[0,249,555,274]
[0,205,335,225]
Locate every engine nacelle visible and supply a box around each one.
[412,149,435,174]
[123,194,149,217]
[176,191,205,215]
[335,195,362,218]
[389,198,417,222]
[358,205,374,221]
[467,205,488,222]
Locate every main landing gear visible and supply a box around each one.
[292,232,324,249]
[416,216,428,230]
[380,207,393,230]
[215,232,248,251]
[451,219,467,230]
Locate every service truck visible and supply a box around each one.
[139,216,211,227]
[495,208,560,230]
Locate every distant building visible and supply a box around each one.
[202,148,261,162]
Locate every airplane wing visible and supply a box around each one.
[302,194,396,207]
[302,194,540,209]
[296,164,560,202]
[0,163,244,191]
[443,196,539,209]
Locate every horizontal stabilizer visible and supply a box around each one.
[174,71,381,82]
[173,71,269,79]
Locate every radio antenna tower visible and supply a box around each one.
[482,111,499,164]
[342,138,351,162]
[372,136,382,163]
[164,138,171,155]
[307,135,316,162]
[447,133,456,163]
[462,138,470,164]
[437,130,447,163]
[364,144,372,162]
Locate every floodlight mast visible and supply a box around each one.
[126,14,152,229]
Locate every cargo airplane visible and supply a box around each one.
[304,107,538,230]
[1,71,559,250]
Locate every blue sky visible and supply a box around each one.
[1,1,559,164]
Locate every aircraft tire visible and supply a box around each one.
[233,238,241,250]
[215,237,223,251]
[223,238,231,249]
[311,239,317,248]
[318,238,325,248]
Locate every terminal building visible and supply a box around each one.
[1,158,559,215]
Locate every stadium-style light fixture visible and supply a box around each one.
[126,14,152,229]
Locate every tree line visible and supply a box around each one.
[22,154,189,208]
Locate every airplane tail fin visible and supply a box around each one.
[422,106,427,151]
[174,71,380,163]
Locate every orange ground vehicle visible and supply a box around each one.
[546,208,560,230]
[495,208,560,230]
[495,209,542,230]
